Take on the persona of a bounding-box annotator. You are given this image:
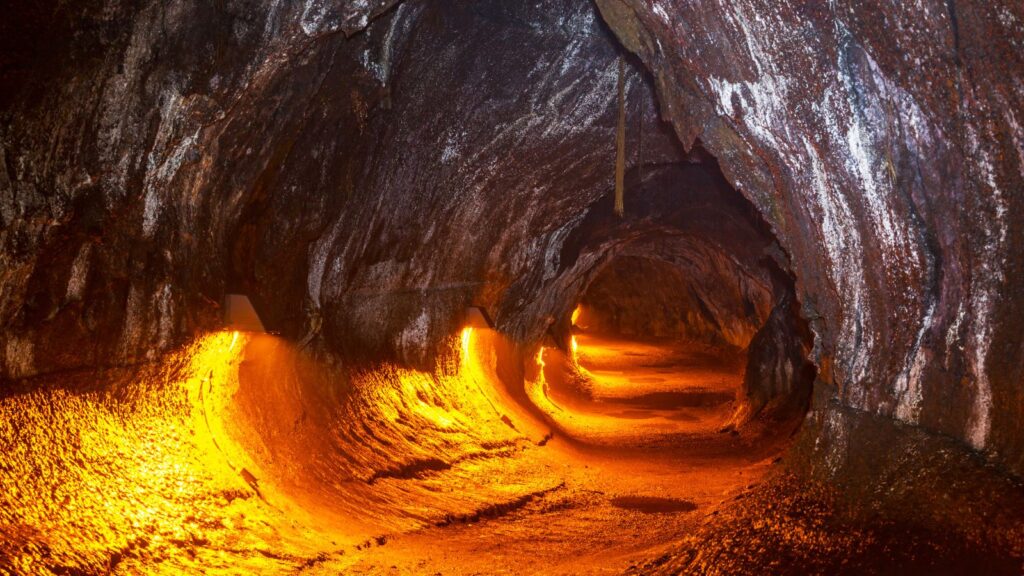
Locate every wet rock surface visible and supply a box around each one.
[2,0,407,376]
[593,0,1024,476]
[1,0,690,376]
[2,0,1023,573]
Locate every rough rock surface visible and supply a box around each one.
[2,0,1022,558]
[580,255,772,347]
[1,0,401,375]
[561,159,788,350]
[736,296,815,424]
[1,0,685,376]
[594,0,1024,476]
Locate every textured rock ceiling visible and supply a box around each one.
[1,0,677,373]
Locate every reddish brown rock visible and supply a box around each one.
[1,5,1021,569]
[594,0,1024,476]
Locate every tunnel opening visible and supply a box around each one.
[524,144,815,462]
[0,0,825,567]
[572,255,764,428]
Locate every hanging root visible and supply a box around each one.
[614,55,626,217]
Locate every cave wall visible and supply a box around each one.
[579,253,770,347]
[0,0,404,378]
[593,0,1024,475]
[305,1,682,366]
[1,0,681,379]
[3,0,1022,480]
[736,295,815,425]
[522,160,789,352]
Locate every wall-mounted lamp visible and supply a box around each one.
[224,294,266,332]
[463,306,494,329]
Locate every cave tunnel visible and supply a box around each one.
[1,0,1023,574]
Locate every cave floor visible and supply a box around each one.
[5,334,1019,575]
[537,333,748,447]
[321,335,1024,575]
[1,333,783,576]
[320,450,773,576]
[323,335,786,575]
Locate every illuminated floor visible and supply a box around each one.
[334,333,786,574]
[533,334,747,446]
[0,330,787,575]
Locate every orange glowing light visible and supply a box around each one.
[461,326,473,359]
[0,331,306,573]
[571,305,582,325]
[570,335,580,364]
[527,345,567,416]
[0,325,568,573]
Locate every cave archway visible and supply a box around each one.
[519,150,814,456]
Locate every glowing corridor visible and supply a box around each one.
[0,322,791,574]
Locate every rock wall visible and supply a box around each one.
[305,1,681,366]
[1,0,401,377]
[1,0,677,377]
[3,0,1022,480]
[579,250,773,348]
[594,0,1024,475]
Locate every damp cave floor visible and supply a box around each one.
[323,334,791,575]
[5,334,1021,575]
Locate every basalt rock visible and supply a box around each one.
[594,0,1024,476]
[1,0,406,376]
[579,254,769,347]
[1,0,682,378]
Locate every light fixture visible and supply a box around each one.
[463,306,494,329]
[571,305,582,326]
[223,294,266,332]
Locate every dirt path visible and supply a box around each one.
[326,335,787,575]
[7,333,1019,575]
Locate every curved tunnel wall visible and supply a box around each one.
[0,0,681,375]
[0,328,558,571]
[593,0,1024,476]
[1,0,1022,494]
[579,254,770,347]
